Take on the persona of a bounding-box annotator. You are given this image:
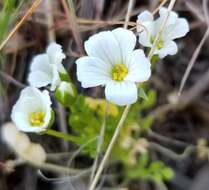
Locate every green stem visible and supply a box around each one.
[46,129,77,142]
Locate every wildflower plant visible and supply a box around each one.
[8,2,190,190]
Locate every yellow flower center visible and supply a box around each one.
[29,111,45,126]
[112,64,128,81]
[150,36,164,50]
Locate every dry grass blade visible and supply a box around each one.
[152,0,168,15]
[0,0,42,51]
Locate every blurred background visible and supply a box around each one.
[0,0,209,190]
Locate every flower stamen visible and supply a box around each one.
[29,112,45,127]
[112,64,128,81]
[150,36,164,50]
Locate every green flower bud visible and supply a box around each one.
[55,81,77,106]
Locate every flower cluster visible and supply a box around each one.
[11,43,76,133]
[28,42,67,91]
[10,7,189,134]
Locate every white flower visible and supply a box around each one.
[11,87,52,133]
[76,28,151,106]
[137,7,189,58]
[28,42,66,91]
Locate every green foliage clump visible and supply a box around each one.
[126,153,174,183]
[63,86,174,184]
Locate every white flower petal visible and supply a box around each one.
[50,65,61,91]
[46,42,66,73]
[125,50,151,82]
[112,28,136,62]
[76,56,111,88]
[42,90,52,126]
[138,22,156,47]
[30,54,50,72]
[28,70,52,88]
[84,31,122,65]
[164,18,189,40]
[137,10,153,23]
[159,7,178,26]
[105,81,138,106]
[157,40,178,58]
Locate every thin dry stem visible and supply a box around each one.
[89,105,131,190]
[90,102,109,183]
[124,0,135,29]
[0,0,42,51]
[152,0,168,15]
[178,27,209,95]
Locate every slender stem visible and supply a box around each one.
[152,0,168,15]
[89,105,131,190]
[124,0,135,29]
[46,129,77,142]
[90,102,109,183]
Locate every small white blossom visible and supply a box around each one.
[76,28,151,106]
[137,7,189,58]
[28,42,66,91]
[11,87,52,133]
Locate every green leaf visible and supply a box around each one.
[162,168,175,180]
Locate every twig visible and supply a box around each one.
[124,0,135,29]
[45,0,55,42]
[148,129,190,147]
[0,71,26,88]
[0,0,42,51]
[149,142,195,161]
[178,27,209,95]
[152,67,209,120]
[4,158,89,175]
[152,0,168,15]
[61,0,84,55]
[203,0,209,26]
[77,19,136,27]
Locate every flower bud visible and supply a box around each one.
[55,81,77,106]
[22,143,46,164]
